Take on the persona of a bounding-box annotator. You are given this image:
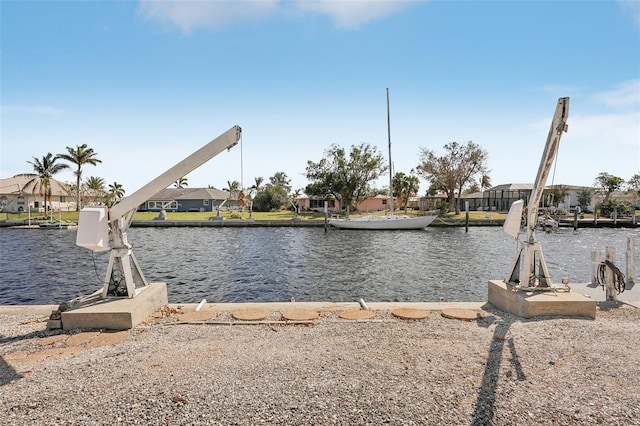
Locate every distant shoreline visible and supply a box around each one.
[2,218,637,228]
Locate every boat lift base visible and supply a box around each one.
[488,279,596,319]
[60,282,168,330]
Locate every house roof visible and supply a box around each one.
[0,174,70,196]
[461,191,483,199]
[149,187,232,200]
[489,183,533,191]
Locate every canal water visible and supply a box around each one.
[0,226,637,305]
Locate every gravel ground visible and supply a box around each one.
[1,304,639,426]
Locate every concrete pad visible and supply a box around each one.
[488,279,597,319]
[338,309,376,320]
[282,309,319,321]
[391,308,429,320]
[231,307,270,321]
[441,308,483,321]
[178,307,218,322]
[61,282,168,330]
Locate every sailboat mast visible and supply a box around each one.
[387,88,394,214]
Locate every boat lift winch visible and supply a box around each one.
[503,97,570,292]
[76,125,242,299]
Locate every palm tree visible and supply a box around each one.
[58,144,101,211]
[25,153,70,216]
[246,177,264,217]
[107,181,125,206]
[85,176,106,205]
[86,176,106,191]
[173,176,188,188]
[224,180,241,200]
[251,176,264,190]
[480,174,492,191]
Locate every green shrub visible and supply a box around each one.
[598,199,633,217]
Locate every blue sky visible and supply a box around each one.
[2,0,639,197]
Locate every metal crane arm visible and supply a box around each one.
[504,98,569,289]
[76,125,241,298]
[110,125,242,221]
[526,98,569,238]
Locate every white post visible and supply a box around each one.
[627,237,636,285]
[605,246,617,301]
[591,251,601,284]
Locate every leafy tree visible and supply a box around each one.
[269,171,291,194]
[252,172,291,212]
[107,181,125,206]
[543,184,570,208]
[305,143,387,216]
[626,172,640,197]
[594,172,624,201]
[416,141,488,214]
[577,187,593,212]
[465,183,480,194]
[173,177,188,188]
[58,144,101,211]
[25,153,70,215]
[599,199,633,218]
[392,171,420,211]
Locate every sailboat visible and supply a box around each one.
[329,89,436,230]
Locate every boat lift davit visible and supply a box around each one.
[75,126,242,299]
[503,97,569,291]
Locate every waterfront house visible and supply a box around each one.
[0,174,74,213]
[139,187,233,212]
[461,183,598,213]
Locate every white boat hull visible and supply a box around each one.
[329,215,436,230]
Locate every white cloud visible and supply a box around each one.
[569,111,640,148]
[619,0,640,26]
[136,0,415,32]
[294,0,414,29]
[590,79,640,109]
[137,0,280,33]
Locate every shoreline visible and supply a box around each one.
[2,302,639,425]
[1,218,637,228]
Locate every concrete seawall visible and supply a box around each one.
[1,218,637,228]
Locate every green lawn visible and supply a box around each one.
[2,209,637,223]
[1,210,325,222]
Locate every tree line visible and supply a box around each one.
[19,142,640,217]
[22,147,123,213]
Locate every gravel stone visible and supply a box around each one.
[1,305,639,425]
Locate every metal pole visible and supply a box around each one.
[465,201,469,233]
[591,251,601,284]
[386,88,394,215]
[324,201,328,233]
[628,237,636,285]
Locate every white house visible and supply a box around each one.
[0,174,74,213]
